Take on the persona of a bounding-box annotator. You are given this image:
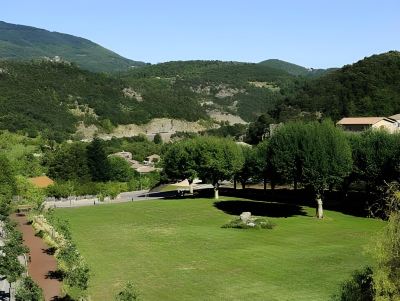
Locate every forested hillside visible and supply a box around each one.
[258,59,335,77]
[122,60,295,121]
[0,21,145,72]
[0,60,208,141]
[284,51,400,120]
[0,52,399,142]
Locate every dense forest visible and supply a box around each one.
[0,60,208,140]
[285,51,400,120]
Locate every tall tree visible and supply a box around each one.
[108,156,135,182]
[163,140,198,194]
[192,137,244,199]
[266,122,307,190]
[348,130,400,190]
[47,142,90,181]
[301,121,352,218]
[266,120,352,218]
[235,145,258,189]
[87,138,110,182]
[163,137,244,198]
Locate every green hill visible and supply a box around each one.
[122,60,295,121]
[0,59,295,140]
[283,51,400,120]
[0,60,208,141]
[0,21,146,72]
[259,59,335,77]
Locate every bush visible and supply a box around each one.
[330,267,374,301]
[16,276,44,301]
[108,156,135,182]
[35,229,45,238]
[222,218,275,229]
[115,281,139,301]
[373,212,400,300]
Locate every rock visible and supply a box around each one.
[247,222,256,227]
[240,212,251,223]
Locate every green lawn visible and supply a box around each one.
[55,197,384,301]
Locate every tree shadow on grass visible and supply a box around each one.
[214,200,307,218]
[218,188,371,218]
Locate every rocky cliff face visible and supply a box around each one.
[76,118,215,142]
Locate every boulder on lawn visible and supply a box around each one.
[240,212,251,223]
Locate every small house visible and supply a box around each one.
[337,117,398,133]
[29,176,54,188]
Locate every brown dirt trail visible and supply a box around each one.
[12,213,61,301]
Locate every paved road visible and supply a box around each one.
[45,185,216,209]
[45,189,177,209]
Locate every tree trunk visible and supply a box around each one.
[263,178,267,191]
[214,183,219,199]
[189,181,194,194]
[294,180,298,190]
[233,178,237,190]
[241,181,245,190]
[316,195,323,219]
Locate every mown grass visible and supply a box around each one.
[55,197,384,301]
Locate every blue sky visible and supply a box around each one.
[2,0,399,68]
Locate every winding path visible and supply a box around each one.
[12,214,61,301]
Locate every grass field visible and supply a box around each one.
[55,197,384,301]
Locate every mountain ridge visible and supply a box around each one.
[259,58,336,76]
[0,20,146,72]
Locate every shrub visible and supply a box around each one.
[222,218,275,229]
[115,281,140,301]
[330,267,374,301]
[35,229,45,238]
[373,212,400,300]
[15,276,44,301]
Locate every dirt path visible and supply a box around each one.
[12,213,61,301]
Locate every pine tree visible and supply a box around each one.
[87,138,110,182]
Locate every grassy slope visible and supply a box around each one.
[55,198,384,301]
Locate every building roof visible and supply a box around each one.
[337,117,386,125]
[29,176,54,188]
[389,114,400,120]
